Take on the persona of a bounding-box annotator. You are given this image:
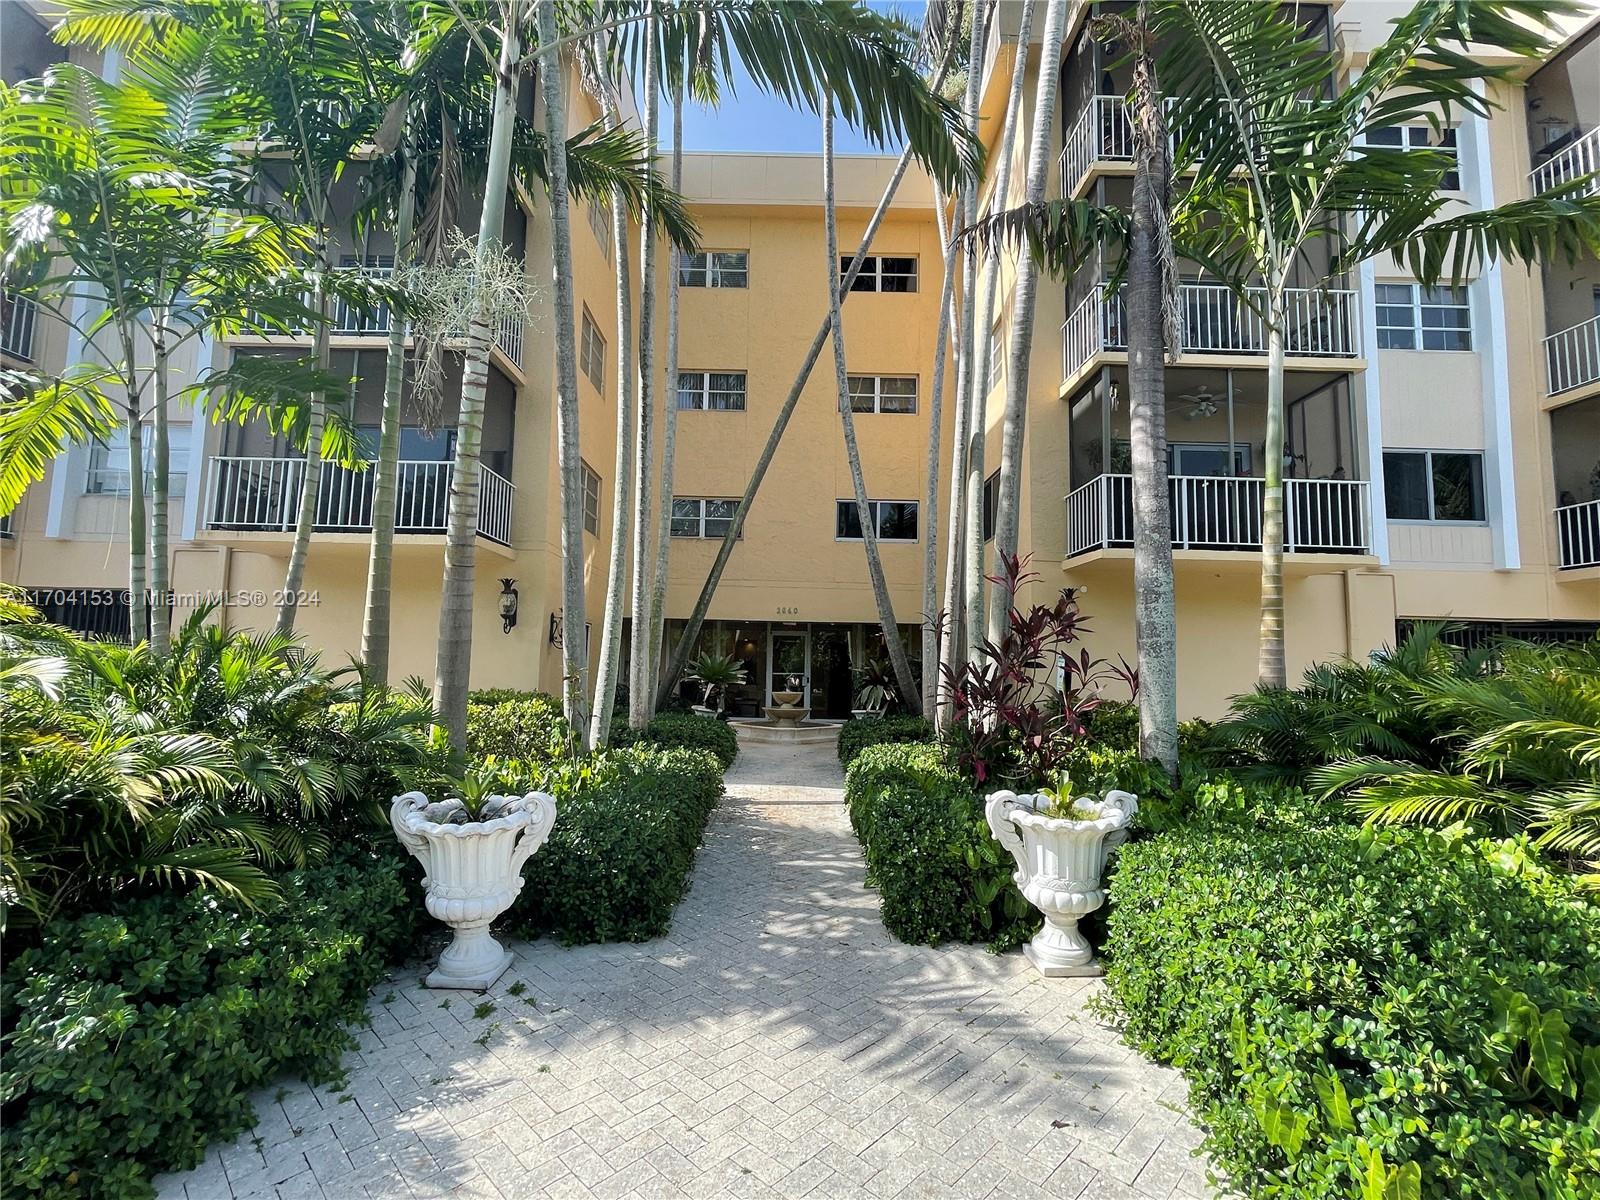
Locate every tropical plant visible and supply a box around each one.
[940,553,1136,788]
[685,651,747,714]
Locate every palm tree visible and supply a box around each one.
[960,0,1035,665]
[823,93,920,712]
[922,179,957,719]
[1155,0,1600,688]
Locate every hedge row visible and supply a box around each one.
[468,695,738,771]
[510,746,724,943]
[1101,818,1600,1198]
[0,849,425,1200]
[611,712,738,769]
[837,715,934,766]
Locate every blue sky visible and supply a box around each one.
[677,1,926,156]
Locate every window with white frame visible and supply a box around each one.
[1383,450,1486,522]
[677,371,746,411]
[579,310,605,390]
[580,460,601,535]
[842,255,918,293]
[678,251,748,288]
[670,497,741,539]
[1367,124,1460,191]
[835,499,919,541]
[86,424,192,497]
[1374,283,1472,351]
[587,200,612,261]
[845,375,917,414]
[987,321,1003,393]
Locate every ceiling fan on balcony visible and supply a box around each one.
[1177,385,1222,419]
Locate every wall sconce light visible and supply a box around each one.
[548,611,564,647]
[497,578,518,634]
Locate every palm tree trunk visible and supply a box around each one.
[963,0,1035,664]
[276,272,331,637]
[434,12,523,749]
[125,393,149,646]
[646,80,684,715]
[537,0,591,741]
[1258,286,1287,689]
[627,6,659,731]
[148,308,173,656]
[921,181,956,718]
[361,150,417,687]
[823,96,920,715]
[589,85,635,748]
[989,0,1067,645]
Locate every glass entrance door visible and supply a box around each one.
[767,627,811,706]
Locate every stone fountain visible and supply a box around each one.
[762,688,810,727]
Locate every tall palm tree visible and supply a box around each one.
[823,93,920,711]
[960,0,1034,665]
[922,179,957,719]
[1156,0,1600,688]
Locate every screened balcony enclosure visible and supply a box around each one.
[1065,366,1371,557]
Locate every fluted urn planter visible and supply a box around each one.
[985,789,1139,977]
[390,790,558,990]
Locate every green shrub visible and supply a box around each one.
[1082,701,1140,751]
[465,694,576,765]
[837,715,934,766]
[612,712,738,769]
[506,746,723,943]
[0,848,423,1200]
[466,687,544,705]
[1101,819,1600,1198]
[844,744,1036,950]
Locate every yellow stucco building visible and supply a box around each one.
[3,0,1596,719]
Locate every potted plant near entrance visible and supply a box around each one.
[985,786,1138,978]
[686,652,748,718]
[850,657,896,719]
[391,761,558,990]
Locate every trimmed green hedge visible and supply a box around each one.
[844,743,1035,950]
[508,746,723,944]
[466,693,576,764]
[612,712,738,769]
[0,849,424,1200]
[1101,820,1600,1198]
[837,716,934,766]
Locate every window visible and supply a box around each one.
[579,310,605,391]
[988,321,1003,393]
[86,424,191,497]
[1383,450,1486,522]
[587,200,612,261]
[835,499,919,541]
[845,375,917,414]
[670,497,741,539]
[1368,124,1460,191]
[678,251,748,288]
[677,371,747,411]
[1374,282,1472,351]
[842,255,918,293]
[982,471,999,542]
[580,460,601,535]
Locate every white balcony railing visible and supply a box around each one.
[207,456,514,545]
[3,291,38,362]
[1556,498,1600,570]
[1062,283,1359,379]
[1059,95,1135,196]
[1066,473,1371,557]
[494,312,524,369]
[1545,313,1600,396]
[1530,127,1600,197]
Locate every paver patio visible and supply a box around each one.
[157,735,1215,1200]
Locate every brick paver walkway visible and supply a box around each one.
[157,736,1213,1200]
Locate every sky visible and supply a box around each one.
[676,1,928,156]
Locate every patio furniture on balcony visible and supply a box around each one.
[1066,473,1371,558]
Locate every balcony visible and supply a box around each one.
[3,291,38,362]
[207,456,514,546]
[1556,498,1600,570]
[1062,283,1359,382]
[1066,474,1371,558]
[1545,314,1600,396]
[1059,95,1135,198]
[1530,126,1600,197]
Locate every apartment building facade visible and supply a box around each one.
[3,0,1596,719]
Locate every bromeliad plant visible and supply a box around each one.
[685,652,747,715]
[940,553,1136,788]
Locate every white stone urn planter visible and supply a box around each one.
[985,789,1138,977]
[390,790,557,990]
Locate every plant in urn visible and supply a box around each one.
[985,788,1138,977]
